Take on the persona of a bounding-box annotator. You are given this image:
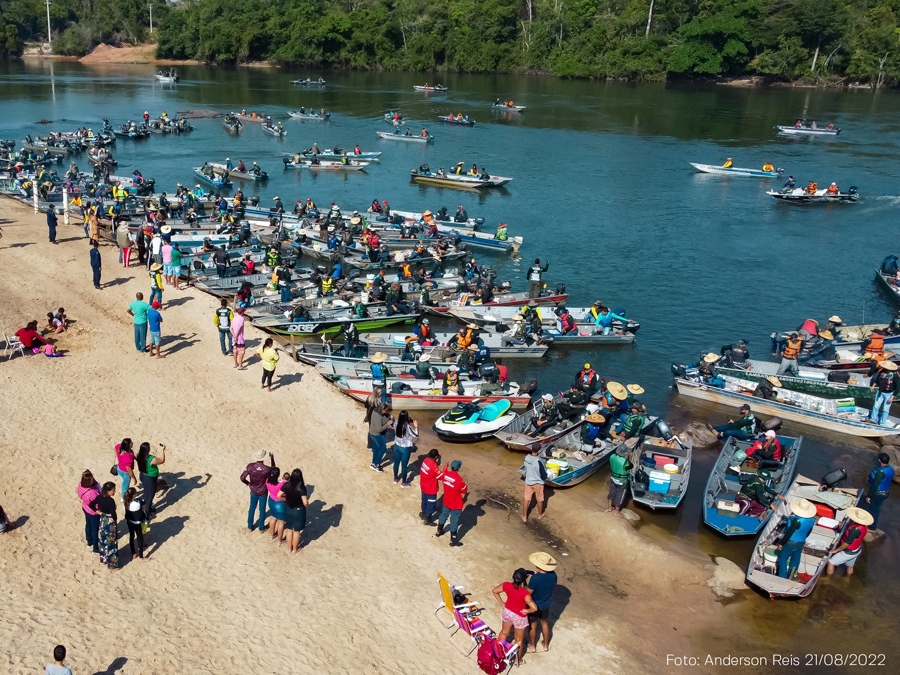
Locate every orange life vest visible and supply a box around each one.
[782,338,802,359]
[400,263,412,278]
[827,185,839,194]
[867,333,885,355]
[444,372,459,387]
[457,330,473,349]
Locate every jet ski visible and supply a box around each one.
[433,398,518,442]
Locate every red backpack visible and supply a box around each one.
[476,636,507,674]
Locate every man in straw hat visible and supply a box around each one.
[369,352,389,405]
[581,412,606,446]
[826,506,874,577]
[527,552,558,652]
[607,444,633,515]
[149,262,165,307]
[868,359,899,425]
[240,449,275,532]
[776,498,817,579]
[753,374,781,401]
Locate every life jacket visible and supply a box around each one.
[806,182,817,194]
[444,371,459,387]
[243,260,256,274]
[320,276,334,294]
[496,364,508,382]
[266,250,279,267]
[370,363,385,383]
[843,524,867,552]
[578,368,596,387]
[827,185,839,194]
[559,314,576,333]
[609,454,630,483]
[399,263,412,278]
[418,324,432,341]
[870,465,895,495]
[496,226,508,241]
[457,330,473,349]
[782,338,802,359]
[149,272,162,289]
[867,333,885,355]
[215,307,231,329]
[583,423,602,441]
[786,516,815,544]
[528,265,542,282]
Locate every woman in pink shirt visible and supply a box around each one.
[266,467,287,543]
[161,241,174,286]
[114,438,137,497]
[77,469,102,554]
[231,307,247,370]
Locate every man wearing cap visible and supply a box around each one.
[558,385,589,420]
[607,444,633,515]
[527,258,549,299]
[89,240,102,290]
[827,507,874,578]
[868,359,899,425]
[719,339,751,369]
[275,261,292,303]
[575,363,600,393]
[147,300,163,359]
[527,552,558,652]
[863,453,894,532]
[241,450,275,532]
[46,205,58,244]
[527,394,560,437]
[441,365,464,396]
[436,460,468,547]
[776,498,817,579]
[712,404,757,441]
[777,332,803,376]
[127,292,151,353]
[522,444,547,522]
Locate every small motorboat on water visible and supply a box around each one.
[222,115,243,134]
[409,169,512,190]
[358,332,549,359]
[414,84,448,92]
[438,115,475,127]
[767,187,858,203]
[193,166,232,189]
[232,112,267,124]
[746,472,863,599]
[628,420,693,511]
[775,124,840,136]
[291,77,326,87]
[691,163,782,178]
[208,162,268,182]
[283,157,369,171]
[383,113,405,127]
[287,110,331,121]
[261,121,287,137]
[297,149,381,161]
[154,71,179,83]
[254,309,420,336]
[874,260,900,307]
[491,103,526,112]
[703,431,802,537]
[376,130,433,143]
[433,399,518,442]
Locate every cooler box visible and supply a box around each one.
[815,503,835,519]
[653,454,674,466]
[817,516,839,530]
[648,470,670,494]
[716,500,740,517]
[547,460,570,475]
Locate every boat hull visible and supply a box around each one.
[690,163,781,178]
[256,314,417,336]
[874,268,900,307]
[410,173,512,190]
[767,189,858,204]
[376,131,433,143]
[716,361,875,406]
[775,125,840,136]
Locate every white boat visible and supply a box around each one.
[333,376,533,410]
[207,162,268,182]
[690,163,782,178]
[414,85,448,92]
[629,433,693,510]
[767,187,859,204]
[491,103,526,112]
[358,332,548,359]
[154,73,179,83]
[376,131,433,143]
[746,473,861,599]
[673,375,900,438]
[775,125,840,136]
[261,123,287,137]
[291,78,326,87]
[283,159,370,171]
[287,110,331,121]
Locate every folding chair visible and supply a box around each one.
[4,333,26,360]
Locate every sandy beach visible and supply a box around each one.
[0,197,727,674]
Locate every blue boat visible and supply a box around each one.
[518,423,617,488]
[702,434,803,537]
[193,167,232,189]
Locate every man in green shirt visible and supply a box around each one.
[607,444,633,516]
[127,292,151,352]
[170,247,183,290]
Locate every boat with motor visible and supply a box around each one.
[222,115,243,134]
[252,308,419,336]
[383,113,405,126]
[358,332,549,359]
[313,352,458,379]
[690,163,782,178]
[410,169,512,190]
[425,289,569,314]
[438,116,475,126]
[673,373,900,438]
[703,430,802,537]
[628,420,693,510]
[746,471,862,599]
[527,431,617,488]
[376,131,433,143]
[208,162,268,182]
[294,149,382,161]
[154,72,179,83]
[875,260,900,306]
[773,323,900,355]
[767,187,858,203]
[494,394,585,452]
[287,110,331,121]
[193,167,232,189]
[113,124,150,140]
[283,158,369,171]
[231,112,267,124]
[290,77,326,87]
[364,221,521,254]
[414,84,448,92]
[491,103,526,112]
[775,124,840,136]
[333,375,534,410]
[261,121,287,137]
[370,208,486,232]
[433,399,518,442]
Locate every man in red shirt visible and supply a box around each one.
[419,449,443,525]
[436,459,468,547]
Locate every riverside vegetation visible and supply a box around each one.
[2,0,900,87]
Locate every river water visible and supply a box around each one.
[3,61,899,667]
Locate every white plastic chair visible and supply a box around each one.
[4,333,26,360]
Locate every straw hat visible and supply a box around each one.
[160,225,172,234]
[467,344,478,351]
[585,413,606,424]
[150,262,163,271]
[828,315,842,323]
[527,300,538,307]
[627,384,645,395]
[703,353,720,363]
[252,449,267,461]
[350,216,361,224]
[881,360,898,371]
[418,353,431,363]
[607,382,627,400]
[766,375,782,387]
[846,506,874,526]
[370,352,388,363]
[528,551,558,572]
[789,498,816,519]
[422,210,432,216]
[466,323,478,330]
[819,330,834,340]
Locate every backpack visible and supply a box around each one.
[476,636,507,675]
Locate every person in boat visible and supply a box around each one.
[886,310,900,337]
[404,128,412,136]
[555,307,577,335]
[868,359,899,426]
[575,363,601,394]
[413,318,435,346]
[794,120,803,129]
[805,181,818,195]
[337,321,360,358]
[826,507,873,578]
[827,182,839,194]
[495,98,501,105]
[736,469,783,517]
[777,332,803,376]
[556,385,588,420]
[457,344,479,379]
[722,157,733,169]
[468,163,478,176]
[495,222,509,241]
[762,162,775,172]
[592,306,626,336]
[746,429,783,471]
[441,365,465,396]
[527,394,560,437]
[776,498,817,579]
[612,400,647,440]
[239,254,256,276]
[452,205,469,223]
[580,412,607,447]
[823,315,844,336]
[384,282,409,316]
[860,328,886,358]
[719,339,750,368]
[421,128,429,138]
[753,375,780,401]
[713,403,757,441]
[811,121,818,129]
[454,162,465,175]
[479,167,490,180]
[351,299,370,319]
[448,324,478,352]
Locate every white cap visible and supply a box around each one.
[542,393,553,401]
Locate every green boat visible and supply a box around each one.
[253,312,419,336]
[717,359,875,406]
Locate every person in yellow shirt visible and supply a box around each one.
[762,162,775,172]
[722,157,733,169]
[256,337,280,391]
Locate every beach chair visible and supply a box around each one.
[4,333,26,360]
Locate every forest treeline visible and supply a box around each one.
[3,0,900,87]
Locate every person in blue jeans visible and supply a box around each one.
[241,450,275,531]
[868,360,899,426]
[391,411,418,486]
[776,498,816,579]
[149,263,164,306]
[127,292,150,352]
[368,404,393,472]
[712,403,757,441]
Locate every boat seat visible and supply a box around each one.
[716,490,738,502]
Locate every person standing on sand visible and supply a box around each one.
[419,449,442,525]
[607,444,633,516]
[116,222,132,267]
[526,552,558,653]
[123,487,150,562]
[369,403,393,472]
[47,205,58,244]
[137,442,166,520]
[266,467,287,543]
[231,307,247,369]
[147,300,163,359]
[114,438,137,497]
[392,410,418,486]
[127,292,150,352]
[149,262,164,306]
[241,450,275,532]
[77,469,102,554]
[522,444,547,522]
[0,503,15,533]
[90,239,102,289]
[436,459,467,547]
[170,244,182,290]
[214,298,233,356]
[88,481,119,570]
[492,568,538,666]
[45,645,73,675]
[256,337,280,391]
[278,468,309,555]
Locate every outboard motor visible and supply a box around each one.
[524,380,539,396]
[821,468,848,489]
[249,196,260,207]
[761,417,783,433]
[473,217,484,231]
[554,283,566,295]
[282,157,291,165]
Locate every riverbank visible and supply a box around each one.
[0,196,733,673]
